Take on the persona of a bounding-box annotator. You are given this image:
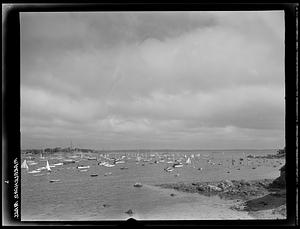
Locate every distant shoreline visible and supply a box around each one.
[21,148,280,153]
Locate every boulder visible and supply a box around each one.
[207,185,222,192]
[125,209,134,215]
[269,165,286,188]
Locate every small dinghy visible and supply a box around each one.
[63,159,76,164]
[49,179,60,183]
[28,170,41,174]
[133,182,143,188]
[104,163,115,167]
[115,160,125,164]
[164,167,174,172]
[27,161,38,166]
[77,165,90,169]
[33,173,44,176]
[173,162,183,168]
[36,167,46,171]
[90,174,98,177]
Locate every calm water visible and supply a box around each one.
[21,149,284,221]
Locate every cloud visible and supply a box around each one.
[20,11,285,149]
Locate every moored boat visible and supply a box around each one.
[63,159,76,164]
[45,161,51,171]
[21,160,29,170]
[28,170,40,174]
[172,162,183,168]
[133,182,143,187]
[77,165,90,169]
[164,167,174,172]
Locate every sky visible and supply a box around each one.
[20,11,285,150]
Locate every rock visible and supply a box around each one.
[207,185,222,192]
[231,203,246,211]
[224,180,234,187]
[196,186,205,192]
[240,180,250,186]
[217,183,226,190]
[217,180,233,190]
[269,164,286,188]
[170,193,176,197]
[125,209,134,215]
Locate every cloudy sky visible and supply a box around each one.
[20,11,285,150]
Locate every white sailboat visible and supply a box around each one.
[40,149,45,159]
[45,160,51,171]
[186,157,192,164]
[21,160,29,170]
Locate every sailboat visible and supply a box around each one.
[21,160,29,170]
[46,160,51,171]
[186,157,192,165]
[40,149,45,159]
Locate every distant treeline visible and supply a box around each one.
[22,147,96,154]
[22,147,286,155]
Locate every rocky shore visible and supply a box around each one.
[247,148,285,159]
[156,176,286,219]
